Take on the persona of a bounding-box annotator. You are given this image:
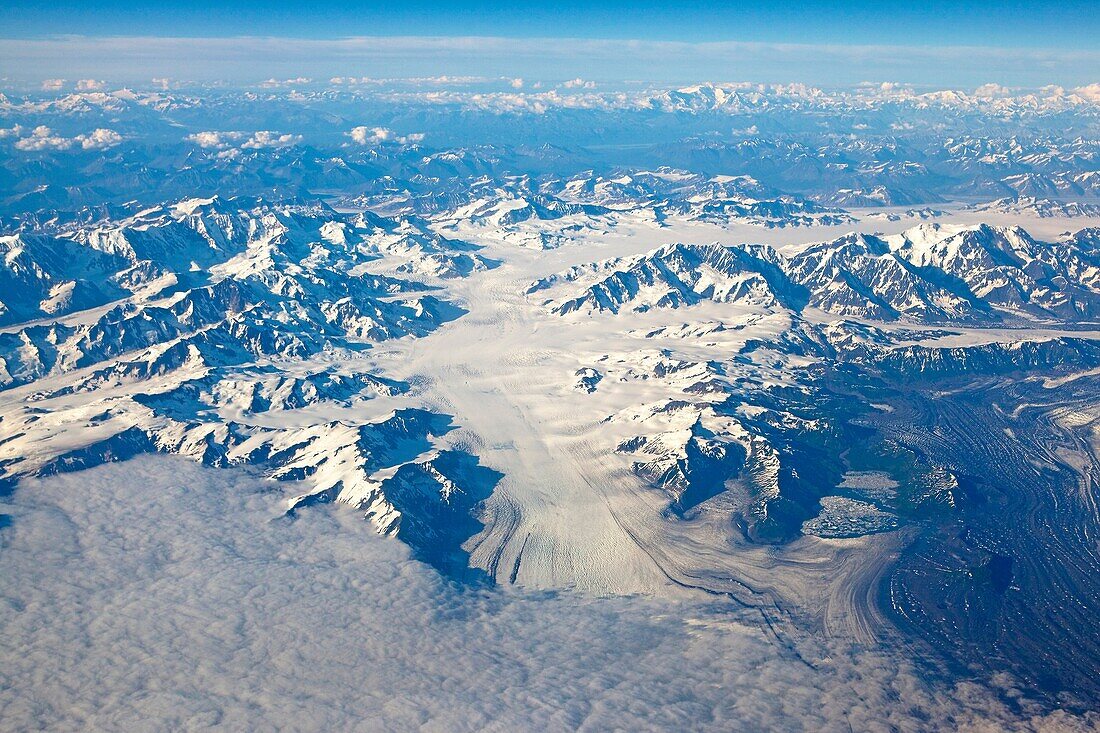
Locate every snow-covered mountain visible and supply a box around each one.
[5,195,1100,568]
[5,78,1100,719]
[532,223,1100,324]
[964,196,1100,218]
[0,195,508,569]
[522,221,1100,550]
[527,242,800,315]
[541,169,853,228]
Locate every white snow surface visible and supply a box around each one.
[4,205,1100,597]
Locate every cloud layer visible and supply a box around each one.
[3,35,1099,87]
[1,456,1094,731]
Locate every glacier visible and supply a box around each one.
[3,77,1100,729]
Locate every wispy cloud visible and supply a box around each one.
[259,76,312,88]
[2,35,1098,87]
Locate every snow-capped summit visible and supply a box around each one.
[528,242,800,315]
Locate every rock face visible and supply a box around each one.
[617,411,748,516]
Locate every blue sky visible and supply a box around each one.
[0,1,1097,87]
[3,0,1097,48]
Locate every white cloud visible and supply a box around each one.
[862,81,913,96]
[185,130,300,151]
[75,78,105,91]
[13,125,73,151]
[1072,83,1100,102]
[562,77,597,89]
[259,77,311,87]
[402,75,487,85]
[509,77,524,89]
[10,125,123,152]
[329,76,377,86]
[329,75,490,88]
[241,130,303,149]
[0,124,24,138]
[184,130,246,149]
[0,456,1092,732]
[76,128,123,150]
[348,126,424,145]
[349,125,389,144]
[973,82,1012,98]
[40,78,65,91]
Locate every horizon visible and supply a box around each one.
[2,34,1099,88]
[1,1,1098,88]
